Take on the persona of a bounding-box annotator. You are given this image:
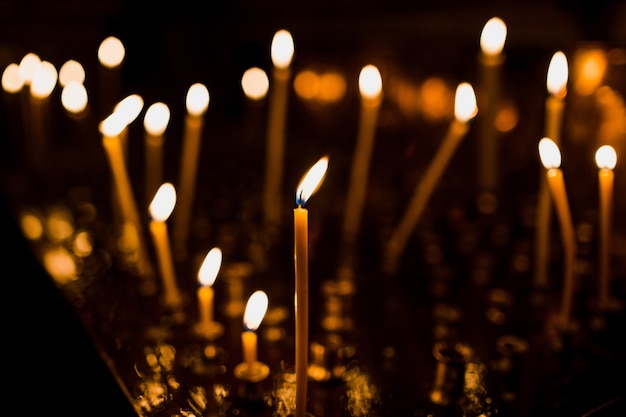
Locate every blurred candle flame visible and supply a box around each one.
[243,290,269,331]
[144,102,170,135]
[198,247,222,287]
[271,30,294,69]
[242,67,269,100]
[454,82,478,122]
[59,60,85,87]
[100,111,127,137]
[480,17,507,56]
[18,53,41,86]
[358,65,382,100]
[61,81,88,114]
[114,94,144,125]
[186,83,210,116]
[295,156,329,206]
[2,63,24,93]
[547,51,568,98]
[538,137,561,169]
[30,61,57,99]
[98,36,125,69]
[595,145,617,170]
[149,182,176,222]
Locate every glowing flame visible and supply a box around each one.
[58,60,85,87]
[595,145,617,170]
[454,82,478,122]
[538,137,561,169]
[480,17,507,56]
[99,112,127,137]
[271,30,294,69]
[358,65,382,100]
[144,102,170,136]
[198,247,222,287]
[243,290,269,331]
[61,81,88,114]
[2,63,24,93]
[242,67,269,100]
[18,53,41,85]
[186,83,210,116]
[149,182,176,222]
[295,156,329,206]
[98,36,125,68]
[547,51,568,97]
[30,61,57,99]
[114,94,144,126]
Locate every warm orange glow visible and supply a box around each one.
[61,81,88,114]
[20,211,43,240]
[30,61,57,99]
[243,290,269,330]
[547,51,568,98]
[295,156,329,206]
[114,94,144,125]
[242,67,269,100]
[43,246,78,284]
[18,53,41,85]
[358,65,382,100]
[595,145,617,170]
[198,247,222,287]
[495,100,518,132]
[454,82,478,122]
[420,77,453,121]
[58,60,85,87]
[149,182,176,222]
[99,112,127,137]
[538,137,561,169]
[574,49,607,96]
[98,36,125,68]
[294,70,320,100]
[318,72,346,102]
[186,83,210,116]
[480,17,507,56]
[271,29,294,69]
[2,63,24,93]
[143,102,170,135]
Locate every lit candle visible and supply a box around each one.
[294,156,329,417]
[341,64,383,265]
[538,138,576,328]
[149,182,183,310]
[29,60,57,170]
[2,63,26,148]
[595,145,617,310]
[173,83,210,261]
[534,51,569,289]
[385,83,477,275]
[97,36,125,118]
[193,246,224,340]
[477,17,507,198]
[264,29,295,233]
[241,67,269,145]
[144,102,171,207]
[61,81,92,147]
[113,94,144,161]
[234,290,270,382]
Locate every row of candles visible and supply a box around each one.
[1,16,622,417]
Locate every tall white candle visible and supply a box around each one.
[97,36,125,118]
[193,247,224,340]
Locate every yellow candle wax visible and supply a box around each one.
[235,290,269,382]
[193,247,224,340]
[242,330,257,367]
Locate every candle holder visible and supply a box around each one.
[308,332,356,382]
[192,320,225,341]
[428,341,474,410]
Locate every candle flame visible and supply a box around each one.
[61,81,88,114]
[271,30,294,69]
[243,290,269,331]
[538,137,561,169]
[186,83,210,116]
[198,247,222,287]
[358,64,382,100]
[2,63,24,93]
[454,82,478,122]
[30,61,57,99]
[59,60,85,87]
[18,53,41,85]
[98,36,125,69]
[99,112,127,137]
[144,102,170,135]
[242,67,269,100]
[114,94,144,125]
[295,155,329,206]
[480,17,507,56]
[547,51,568,97]
[595,145,617,170]
[149,182,177,222]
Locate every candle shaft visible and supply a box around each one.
[198,286,214,326]
[150,220,182,309]
[598,168,613,309]
[242,330,257,368]
[145,133,164,208]
[477,53,502,193]
[294,206,309,417]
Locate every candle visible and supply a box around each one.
[149,182,183,311]
[264,29,294,233]
[234,290,270,382]
[29,60,57,171]
[341,64,383,266]
[294,156,329,417]
[385,83,477,275]
[193,246,224,340]
[2,63,26,153]
[477,17,507,199]
[538,138,577,329]
[61,81,93,149]
[595,145,617,310]
[113,94,144,162]
[241,67,269,145]
[173,83,210,261]
[144,102,171,207]
[97,36,125,118]
[534,51,569,289]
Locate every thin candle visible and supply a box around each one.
[538,138,577,328]
[264,29,294,233]
[97,36,125,117]
[144,102,171,207]
[385,83,477,275]
[595,145,617,310]
[149,182,183,311]
[534,51,569,289]
[193,246,224,340]
[113,94,144,161]
[29,60,57,170]
[241,67,269,147]
[477,16,506,198]
[234,290,270,382]
[294,156,329,417]
[173,83,210,261]
[341,64,383,266]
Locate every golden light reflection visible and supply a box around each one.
[420,77,453,121]
[495,100,518,132]
[573,48,607,96]
[294,69,346,104]
[72,230,93,257]
[20,211,44,240]
[318,72,346,102]
[294,70,319,100]
[46,207,75,242]
[43,246,79,284]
